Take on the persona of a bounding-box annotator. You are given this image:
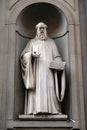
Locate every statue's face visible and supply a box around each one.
[36,27,47,40]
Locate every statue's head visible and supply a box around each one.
[35,22,47,40]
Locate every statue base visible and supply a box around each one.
[19,114,68,121]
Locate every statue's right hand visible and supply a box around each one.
[32,52,40,58]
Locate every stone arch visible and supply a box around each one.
[9,0,75,25]
[16,2,68,38]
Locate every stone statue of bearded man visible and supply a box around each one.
[20,22,66,116]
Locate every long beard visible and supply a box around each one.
[37,32,47,40]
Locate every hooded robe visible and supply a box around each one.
[20,37,65,115]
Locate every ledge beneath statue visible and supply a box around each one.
[19,114,68,121]
[7,119,74,130]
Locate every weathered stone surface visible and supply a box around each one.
[64,0,75,9]
[8,0,19,9]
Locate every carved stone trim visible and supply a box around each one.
[8,0,20,10]
[64,0,75,10]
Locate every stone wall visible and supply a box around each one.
[79,0,87,130]
[0,0,86,130]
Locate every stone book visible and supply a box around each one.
[49,61,66,70]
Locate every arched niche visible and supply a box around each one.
[9,0,75,24]
[17,3,67,38]
[14,2,70,119]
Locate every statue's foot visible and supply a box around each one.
[58,112,62,115]
[33,112,37,115]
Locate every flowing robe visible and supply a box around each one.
[20,37,65,115]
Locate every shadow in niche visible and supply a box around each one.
[17,2,67,38]
[14,2,70,120]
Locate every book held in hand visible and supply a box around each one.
[49,61,66,70]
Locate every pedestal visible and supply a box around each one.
[19,114,68,121]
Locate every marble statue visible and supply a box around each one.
[20,22,66,115]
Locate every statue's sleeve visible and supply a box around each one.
[20,41,35,90]
[51,39,66,102]
[20,41,32,69]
